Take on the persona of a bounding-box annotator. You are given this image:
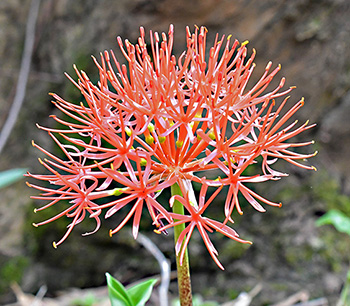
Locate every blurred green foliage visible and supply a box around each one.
[0,168,27,189]
[0,256,29,294]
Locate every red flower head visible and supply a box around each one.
[27,25,316,268]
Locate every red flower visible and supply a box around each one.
[27,24,316,267]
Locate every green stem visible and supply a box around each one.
[171,183,193,306]
[337,268,350,306]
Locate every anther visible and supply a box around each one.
[209,131,216,140]
[125,127,132,136]
[146,136,154,145]
[176,140,183,148]
[147,123,155,133]
[111,188,124,196]
[266,61,272,70]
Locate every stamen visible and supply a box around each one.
[146,135,154,145]
[148,123,155,133]
[176,140,184,148]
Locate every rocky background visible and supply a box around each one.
[1,0,350,305]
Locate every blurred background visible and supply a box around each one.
[1,0,350,305]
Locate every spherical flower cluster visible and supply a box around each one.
[27,25,316,269]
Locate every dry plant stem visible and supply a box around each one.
[171,183,193,306]
[0,0,41,154]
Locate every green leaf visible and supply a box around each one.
[316,209,350,236]
[106,273,133,306]
[127,278,157,306]
[0,168,27,189]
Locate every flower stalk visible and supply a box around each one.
[171,183,192,306]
